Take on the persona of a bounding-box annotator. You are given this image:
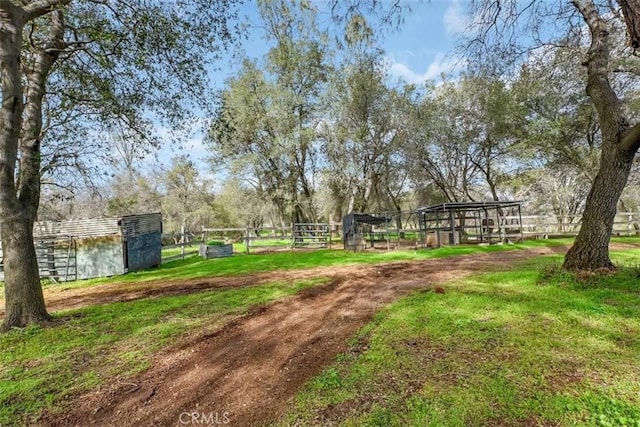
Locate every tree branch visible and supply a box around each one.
[620,122,640,156]
[617,0,640,48]
[18,10,66,215]
[0,0,23,217]
[22,0,72,21]
[572,0,625,144]
[0,0,20,19]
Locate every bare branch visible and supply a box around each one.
[22,0,72,21]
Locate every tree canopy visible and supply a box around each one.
[0,0,240,331]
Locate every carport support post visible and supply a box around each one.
[449,209,456,245]
[496,207,505,242]
[386,220,390,251]
[484,209,492,245]
[435,212,442,248]
[290,223,294,251]
[421,213,427,248]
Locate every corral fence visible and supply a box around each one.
[200,223,341,254]
[161,212,640,261]
[343,210,640,251]
[514,213,640,237]
[161,226,200,263]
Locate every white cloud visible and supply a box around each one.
[443,0,467,35]
[386,53,461,84]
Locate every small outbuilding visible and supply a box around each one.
[342,213,393,251]
[0,213,162,282]
[417,201,523,247]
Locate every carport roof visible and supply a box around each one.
[417,200,523,214]
[345,213,392,225]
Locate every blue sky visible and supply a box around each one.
[221,0,468,86]
[150,0,468,174]
[382,0,467,83]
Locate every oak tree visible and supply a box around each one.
[0,0,239,331]
[469,0,640,270]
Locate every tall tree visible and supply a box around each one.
[0,0,239,331]
[468,0,640,270]
[509,45,603,227]
[160,155,216,233]
[209,0,328,224]
[563,0,640,269]
[403,80,484,204]
[320,51,405,215]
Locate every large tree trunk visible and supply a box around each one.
[1,4,66,330]
[1,216,50,331]
[563,0,640,270]
[563,147,634,269]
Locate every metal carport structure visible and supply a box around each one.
[417,201,524,247]
[342,213,393,251]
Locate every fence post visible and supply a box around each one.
[181,225,186,260]
[290,223,294,251]
[244,227,250,254]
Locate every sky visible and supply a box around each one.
[382,0,467,84]
[148,0,469,176]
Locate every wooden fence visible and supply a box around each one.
[201,223,339,254]
[161,226,199,263]
[161,212,640,261]
[506,212,640,237]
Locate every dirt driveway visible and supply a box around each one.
[38,246,576,427]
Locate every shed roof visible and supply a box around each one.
[417,200,523,214]
[344,213,392,226]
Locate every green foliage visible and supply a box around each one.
[208,0,329,224]
[312,367,344,390]
[160,155,216,232]
[401,73,528,204]
[321,49,408,214]
[567,393,640,427]
[31,0,242,188]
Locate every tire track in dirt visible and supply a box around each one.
[45,247,563,427]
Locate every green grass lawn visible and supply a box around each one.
[0,277,330,425]
[50,237,585,292]
[280,248,640,426]
[1,237,639,425]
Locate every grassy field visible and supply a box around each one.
[281,248,640,426]
[0,238,639,425]
[57,238,576,292]
[0,277,329,424]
